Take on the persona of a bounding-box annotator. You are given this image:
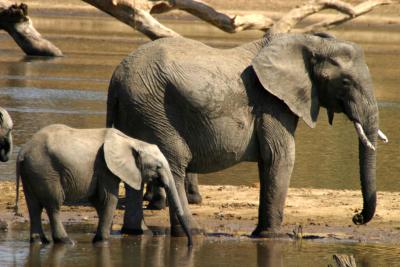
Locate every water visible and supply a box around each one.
[0,7,400,267]
[1,229,400,267]
[1,13,399,190]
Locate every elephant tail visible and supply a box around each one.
[14,152,23,216]
[106,80,118,128]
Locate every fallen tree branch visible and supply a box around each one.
[0,1,62,56]
[150,0,275,33]
[269,0,357,34]
[82,0,181,39]
[300,0,394,33]
[79,0,396,40]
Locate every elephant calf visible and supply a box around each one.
[0,107,13,162]
[15,124,192,245]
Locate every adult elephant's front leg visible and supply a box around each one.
[252,112,297,237]
[169,167,203,237]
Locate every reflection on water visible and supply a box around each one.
[1,230,400,267]
[0,12,399,191]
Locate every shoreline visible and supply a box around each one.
[2,181,400,244]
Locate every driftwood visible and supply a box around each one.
[1,0,396,55]
[82,0,396,40]
[328,254,357,267]
[300,0,394,33]
[0,0,62,56]
[81,0,181,40]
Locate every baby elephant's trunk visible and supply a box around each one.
[161,170,193,246]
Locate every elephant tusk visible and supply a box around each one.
[378,129,388,143]
[354,122,375,151]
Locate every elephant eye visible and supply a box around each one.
[342,78,352,88]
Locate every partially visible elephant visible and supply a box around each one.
[144,172,202,209]
[107,33,386,237]
[15,124,192,245]
[0,107,13,162]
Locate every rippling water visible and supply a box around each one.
[0,12,399,192]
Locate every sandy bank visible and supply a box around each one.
[1,181,400,244]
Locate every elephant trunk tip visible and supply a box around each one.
[177,214,193,247]
[352,207,376,225]
[352,213,365,225]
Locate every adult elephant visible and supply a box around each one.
[107,33,386,237]
[0,107,13,162]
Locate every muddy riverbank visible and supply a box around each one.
[1,181,400,244]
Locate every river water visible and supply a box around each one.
[0,13,399,191]
[0,9,400,267]
[1,227,400,267]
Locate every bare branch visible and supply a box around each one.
[300,0,394,33]
[269,0,357,34]
[0,0,62,56]
[81,0,181,39]
[150,0,275,33]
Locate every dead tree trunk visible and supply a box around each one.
[81,0,396,40]
[0,1,63,57]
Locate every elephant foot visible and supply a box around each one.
[187,192,202,205]
[147,198,167,210]
[171,226,205,237]
[92,235,110,245]
[251,228,290,239]
[53,236,75,245]
[30,234,50,245]
[120,227,153,236]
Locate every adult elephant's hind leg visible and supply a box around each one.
[252,112,297,238]
[185,173,202,205]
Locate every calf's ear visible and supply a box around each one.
[103,130,142,190]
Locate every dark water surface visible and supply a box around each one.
[1,229,400,267]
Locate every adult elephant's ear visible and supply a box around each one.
[104,129,142,190]
[252,34,320,128]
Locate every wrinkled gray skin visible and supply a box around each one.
[0,107,13,162]
[16,124,192,245]
[107,33,380,237]
[144,172,201,209]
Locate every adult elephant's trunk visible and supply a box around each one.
[352,112,378,225]
[161,169,193,246]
